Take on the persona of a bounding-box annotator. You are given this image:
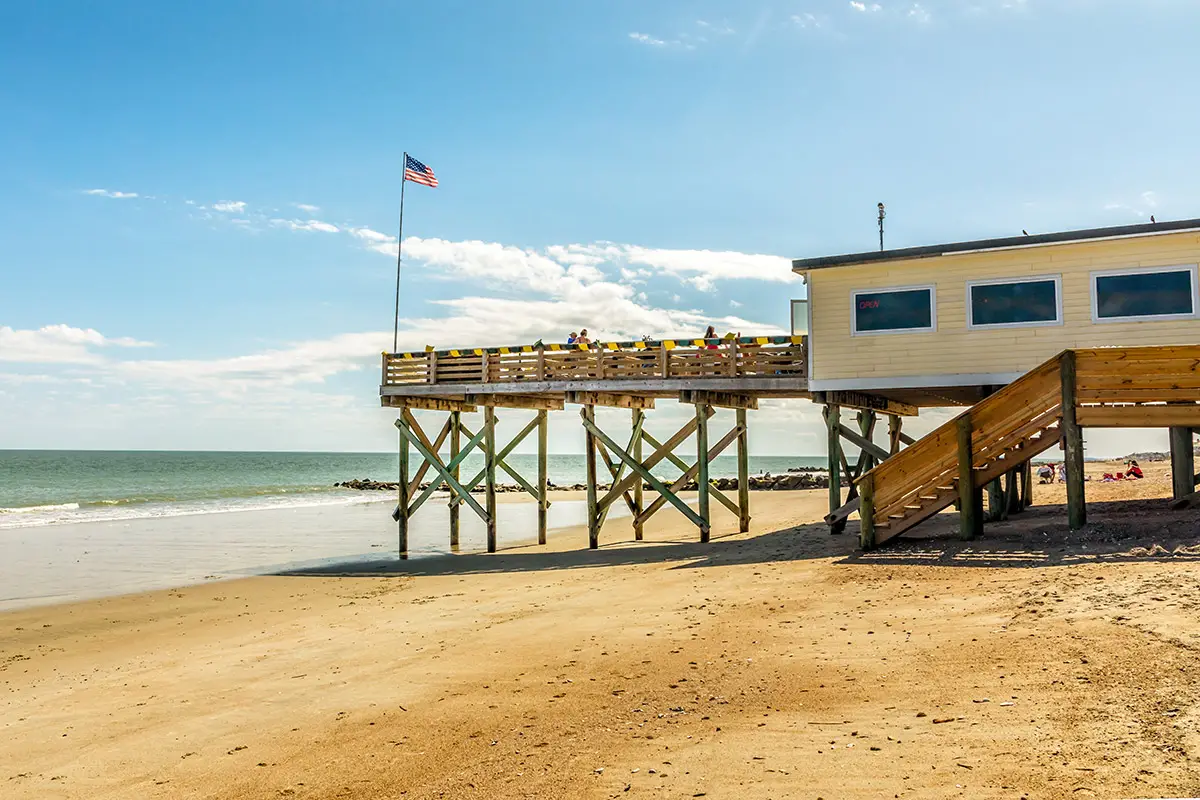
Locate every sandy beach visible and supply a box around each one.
[4,460,1200,798]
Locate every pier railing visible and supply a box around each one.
[382,336,807,387]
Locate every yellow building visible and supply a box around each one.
[792,218,1200,406]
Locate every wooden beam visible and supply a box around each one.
[1170,425,1196,502]
[635,424,742,527]
[834,420,891,464]
[957,414,982,540]
[465,393,565,410]
[888,414,903,456]
[1077,404,1200,428]
[449,411,461,549]
[581,411,709,532]
[565,391,656,409]
[594,411,646,528]
[599,410,712,509]
[812,390,918,417]
[825,404,844,534]
[451,415,540,508]
[395,417,491,524]
[404,413,451,499]
[1061,351,1087,530]
[736,407,750,533]
[696,404,711,543]
[537,409,548,545]
[584,405,600,549]
[383,395,477,412]
[679,390,758,409]
[632,409,645,541]
[397,414,410,559]
[484,406,497,553]
[859,473,876,550]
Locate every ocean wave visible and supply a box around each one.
[0,491,390,530]
[0,502,82,514]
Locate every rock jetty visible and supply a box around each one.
[335,471,827,493]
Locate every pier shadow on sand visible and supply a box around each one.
[276,498,1200,580]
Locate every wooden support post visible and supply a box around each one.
[1005,466,1021,516]
[696,404,711,543]
[824,404,843,533]
[428,351,438,385]
[857,409,878,473]
[957,414,982,540]
[859,473,875,550]
[397,414,410,559]
[1023,460,1034,509]
[888,414,902,455]
[736,407,750,533]
[449,411,461,549]
[584,405,599,549]
[986,478,1004,522]
[632,408,645,541]
[1060,351,1086,530]
[537,409,548,545]
[484,406,497,553]
[1170,426,1196,501]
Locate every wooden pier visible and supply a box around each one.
[381,336,812,557]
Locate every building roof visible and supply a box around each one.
[791,217,1200,272]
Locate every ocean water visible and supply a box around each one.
[0,450,826,529]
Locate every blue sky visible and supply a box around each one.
[3,0,1198,454]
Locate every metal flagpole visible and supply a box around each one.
[392,152,408,353]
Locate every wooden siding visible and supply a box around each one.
[806,230,1200,384]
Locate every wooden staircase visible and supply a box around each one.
[856,345,1200,546]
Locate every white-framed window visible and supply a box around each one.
[1091,264,1199,323]
[966,274,1063,330]
[850,284,936,336]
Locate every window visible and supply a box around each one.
[967,276,1062,329]
[1092,265,1198,322]
[851,285,936,335]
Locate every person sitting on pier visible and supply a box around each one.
[567,332,577,344]
[577,329,591,345]
[704,325,718,349]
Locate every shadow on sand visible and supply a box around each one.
[275,499,1200,580]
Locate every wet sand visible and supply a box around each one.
[0,491,617,611]
[4,464,1200,798]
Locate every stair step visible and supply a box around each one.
[888,514,905,520]
[904,504,922,510]
[919,495,938,501]
[936,485,955,491]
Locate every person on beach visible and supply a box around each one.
[1125,459,1144,479]
[1037,463,1054,483]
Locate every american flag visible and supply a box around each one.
[403,154,438,188]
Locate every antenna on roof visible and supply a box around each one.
[877,203,886,251]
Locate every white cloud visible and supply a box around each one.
[211,201,247,213]
[629,32,666,46]
[618,245,797,291]
[84,189,139,199]
[907,3,932,22]
[292,203,321,213]
[695,19,735,34]
[792,13,824,28]
[271,218,340,233]
[0,325,153,364]
[850,1,882,11]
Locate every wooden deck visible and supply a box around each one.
[379,336,810,406]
